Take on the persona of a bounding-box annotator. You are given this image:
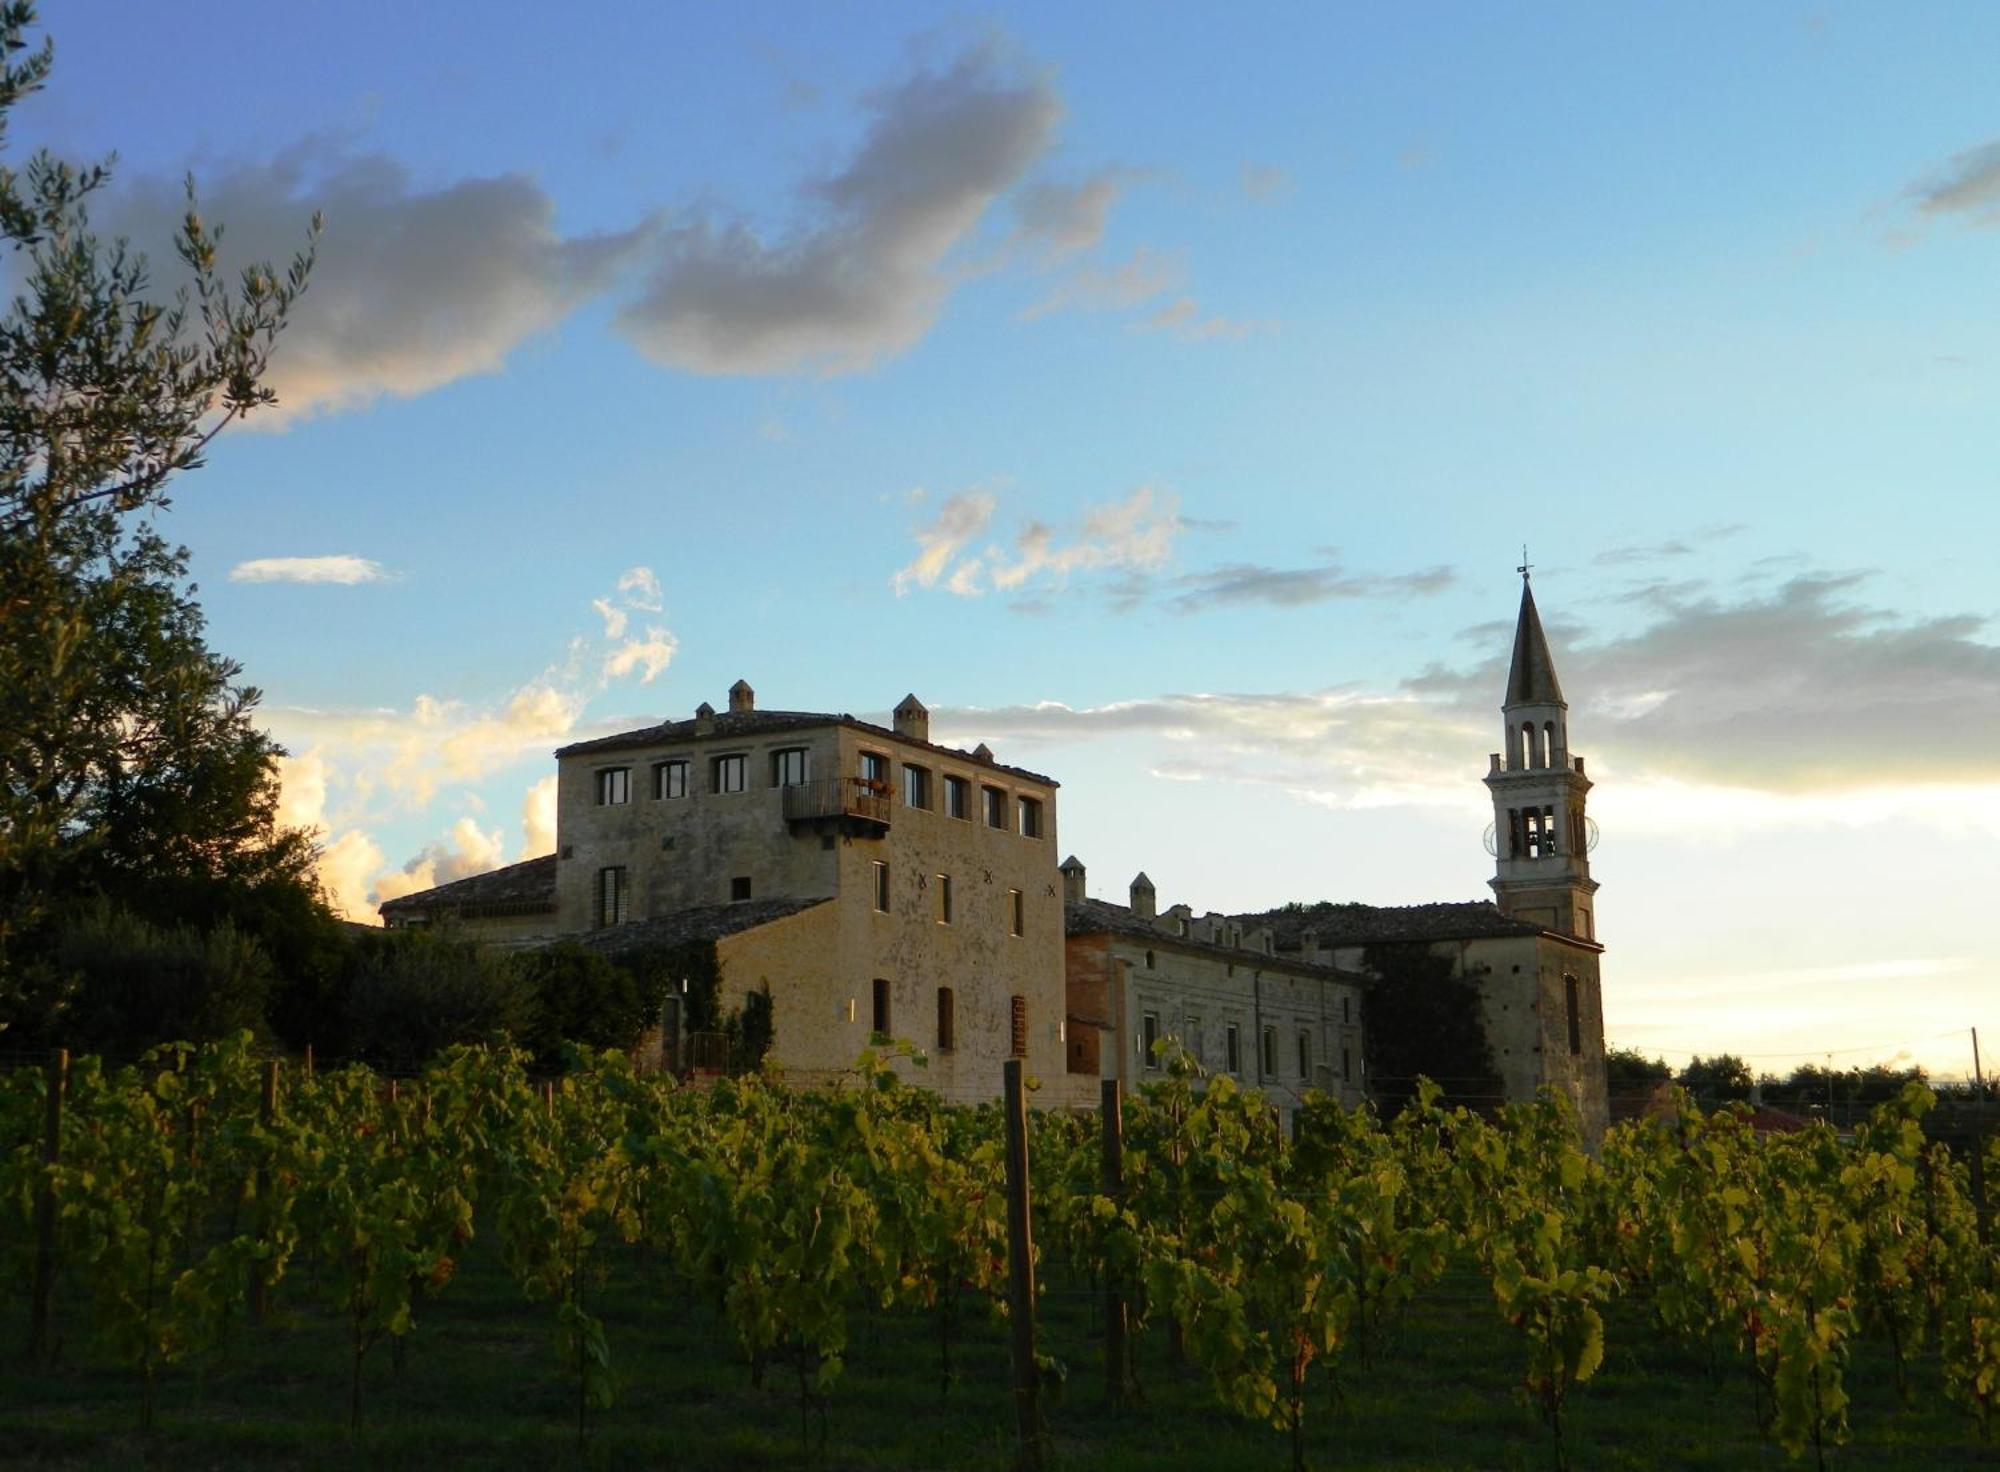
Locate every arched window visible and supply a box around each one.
[1543,720,1557,767]
[1514,724,1530,770]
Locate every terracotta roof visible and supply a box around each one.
[554,709,1058,786]
[1066,896,1367,985]
[378,854,557,918]
[1505,577,1565,708]
[563,896,832,955]
[1230,899,1564,948]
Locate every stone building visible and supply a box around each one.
[384,683,1079,1105]
[1232,572,1610,1138]
[1062,863,1369,1123]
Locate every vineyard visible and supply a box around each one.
[3,1036,1998,1471]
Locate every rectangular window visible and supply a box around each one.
[1185,1014,1203,1065]
[1564,974,1582,1056]
[859,750,889,786]
[1297,1030,1311,1079]
[771,747,809,787]
[596,866,628,927]
[902,764,931,809]
[1017,795,1043,838]
[936,986,956,1051]
[596,767,630,805]
[943,775,970,820]
[1341,996,1351,1026]
[982,785,1008,830]
[730,876,752,903]
[1261,1026,1277,1079]
[1342,1047,1352,1082]
[1010,995,1028,1058]
[1008,888,1023,937]
[654,760,688,800]
[712,754,746,794]
[935,873,953,924]
[1225,1024,1241,1075]
[872,978,891,1037]
[1141,1011,1160,1069]
[872,861,890,913]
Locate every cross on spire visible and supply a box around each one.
[1517,544,1533,581]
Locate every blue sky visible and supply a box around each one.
[28,3,2000,1076]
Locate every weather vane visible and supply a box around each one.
[1518,544,1532,580]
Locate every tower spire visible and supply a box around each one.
[1504,574,1565,708]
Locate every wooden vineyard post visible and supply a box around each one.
[250,1059,280,1324]
[26,1048,67,1362]
[1101,1078,1132,1409]
[1003,1059,1047,1471]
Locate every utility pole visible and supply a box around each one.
[1974,1027,1985,1094]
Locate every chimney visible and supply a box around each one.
[694,701,715,735]
[728,679,755,715]
[893,693,929,743]
[1129,871,1156,919]
[1059,855,1086,905]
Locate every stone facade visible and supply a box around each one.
[547,684,1075,1104]
[1064,865,1368,1126]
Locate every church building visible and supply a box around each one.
[1231,571,1610,1137]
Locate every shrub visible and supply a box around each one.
[519,942,671,1071]
[52,900,274,1056]
[344,928,534,1072]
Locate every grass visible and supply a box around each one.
[2,1238,1994,1471]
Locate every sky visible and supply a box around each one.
[24,2,2000,1078]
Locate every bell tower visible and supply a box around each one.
[1484,565,1599,941]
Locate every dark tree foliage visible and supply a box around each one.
[519,942,672,1072]
[727,982,776,1072]
[1675,1053,1755,1106]
[1759,1062,1928,1114]
[50,899,273,1059]
[0,3,321,1041]
[343,929,534,1074]
[1605,1045,1673,1098]
[1359,941,1504,1117]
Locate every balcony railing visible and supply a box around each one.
[781,776,892,832]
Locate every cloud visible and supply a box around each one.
[521,775,559,860]
[937,689,1482,811]
[1013,167,1139,260]
[1241,163,1291,201]
[229,554,391,584]
[992,486,1181,590]
[1021,246,1178,319]
[107,141,653,425]
[1166,561,1457,612]
[591,598,628,639]
[893,489,997,594]
[275,749,329,832]
[615,41,1060,375]
[900,484,1183,598]
[318,829,388,922]
[1592,523,1745,567]
[617,566,664,611]
[1906,140,2000,224]
[604,626,678,683]
[373,817,509,906]
[1409,572,2000,793]
[1138,295,1266,342]
[937,567,2000,821]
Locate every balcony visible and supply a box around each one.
[782,776,892,835]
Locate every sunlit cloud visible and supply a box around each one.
[897,484,1182,598]
[230,554,391,585]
